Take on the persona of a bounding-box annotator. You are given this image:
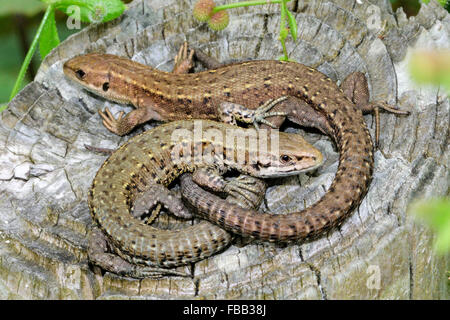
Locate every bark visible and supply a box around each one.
[0,0,448,299]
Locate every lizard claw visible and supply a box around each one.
[251,96,288,130]
[173,42,195,74]
[365,101,410,148]
[253,115,283,130]
[98,107,124,135]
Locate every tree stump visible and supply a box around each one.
[0,0,448,299]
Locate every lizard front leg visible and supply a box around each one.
[98,104,163,136]
[131,183,193,222]
[98,42,196,136]
[191,168,264,208]
[181,171,266,217]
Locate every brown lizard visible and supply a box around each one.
[63,42,408,145]
[88,118,323,277]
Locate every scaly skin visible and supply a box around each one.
[88,120,323,270]
[66,47,409,253]
[63,48,408,144]
[175,59,376,241]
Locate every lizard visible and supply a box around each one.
[64,43,410,254]
[63,42,408,145]
[87,117,323,278]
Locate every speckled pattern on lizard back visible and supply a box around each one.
[69,50,409,273]
[173,60,376,241]
[63,52,407,141]
[77,57,378,240]
[88,119,322,270]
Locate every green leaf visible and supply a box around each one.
[286,9,297,42]
[39,9,60,59]
[43,0,126,23]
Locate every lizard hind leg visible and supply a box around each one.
[341,72,409,147]
[87,227,189,279]
[131,183,193,221]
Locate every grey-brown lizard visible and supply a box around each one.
[88,118,323,277]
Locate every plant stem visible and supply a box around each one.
[212,0,291,13]
[279,0,288,60]
[9,4,54,101]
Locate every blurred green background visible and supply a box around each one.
[0,0,132,105]
[0,0,447,104]
[0,1,81,104]
[0,1,73,103]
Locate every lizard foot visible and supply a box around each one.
[88,227,190,279]
[173,41,195,74]
[225,175,267,209]
[341,71,410,148]
[218,96,288,129]
[98,107,125,135]
[366,101,410,147]
[223,176,263,205]
[132,184,193,220]
[252,96,289,130]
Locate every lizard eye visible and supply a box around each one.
[280,155,291,163]
[102,82,110,92]
[75,69,86,80]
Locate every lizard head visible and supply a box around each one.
[63,53,135,105]
[239,129,324,178]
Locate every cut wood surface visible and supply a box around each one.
[0,0,448,299]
